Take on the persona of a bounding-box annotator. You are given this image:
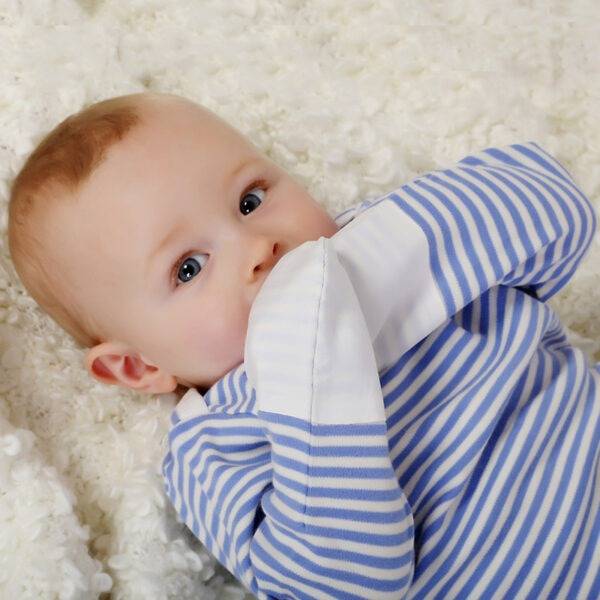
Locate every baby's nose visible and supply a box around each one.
[254,241,281,278]
[248,241,287,306]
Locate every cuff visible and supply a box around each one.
[331,198,447,372]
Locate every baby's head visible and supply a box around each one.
[8,92,339,396]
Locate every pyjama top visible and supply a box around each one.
[161,142,600,599]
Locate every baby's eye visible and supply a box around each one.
[239,186,265,215]
[175,253,208,286]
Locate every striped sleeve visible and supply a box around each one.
[162,401,273,592]
[162,392,414,600]
[237,237,415,599]
[381,141,597,316]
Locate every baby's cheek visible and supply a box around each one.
[303,198,340,240]
[188,303,247,371]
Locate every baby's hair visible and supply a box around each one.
[7,91,173,349]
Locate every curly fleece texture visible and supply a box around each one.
[0,0,599,598]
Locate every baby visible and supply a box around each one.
[8,92,600,599]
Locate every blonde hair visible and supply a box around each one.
[7,92,168,348]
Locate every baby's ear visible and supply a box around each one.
[84,342,178,394]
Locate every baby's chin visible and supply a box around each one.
[185,351,246,396]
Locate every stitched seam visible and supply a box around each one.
[303,240,327,528]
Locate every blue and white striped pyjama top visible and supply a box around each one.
[162,142,600,599]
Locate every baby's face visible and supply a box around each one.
[45,98,339,392]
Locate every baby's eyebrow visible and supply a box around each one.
[230,156,259,183]
[146,221,187,278]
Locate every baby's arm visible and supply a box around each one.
[163,238,415,599]
[325,141,598,373]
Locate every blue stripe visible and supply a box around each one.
[272,452,397,480]
[253,520,412,593]
[514,142,571,182]
[260,411,388,435]
[269,430,392,457]
[267,518,414,570]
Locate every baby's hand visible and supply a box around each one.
[244,236,385,425]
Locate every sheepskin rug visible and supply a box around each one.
[1,0,599,598]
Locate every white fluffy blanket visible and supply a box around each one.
[1,1,599,598]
